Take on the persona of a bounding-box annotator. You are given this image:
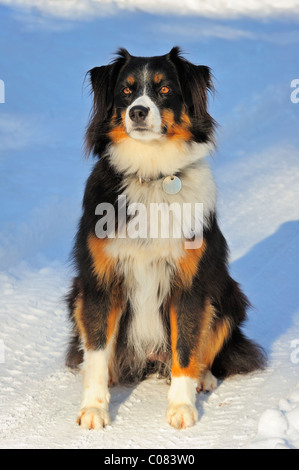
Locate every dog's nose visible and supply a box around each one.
[129,105,149,123]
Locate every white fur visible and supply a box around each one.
[106,237,176,360]
[120,149,217,231]
[168,376,198,407]
[167,376,198,429]
[198,369,218,392]
[109,138,213,180]
[124,254,169,358]
[78,347,112,429]
[125,94,162,141]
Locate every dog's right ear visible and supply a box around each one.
[90,65,115,118]
[85,49,131,156]
[85,65,115,156]
[90,65,114,112]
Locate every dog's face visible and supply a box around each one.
[114,56,185,142]
[86,47,215,159]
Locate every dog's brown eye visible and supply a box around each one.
[160,86,170,94]
[123,87,132,95]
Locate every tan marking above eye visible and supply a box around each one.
[154,73,164,84]
[126,75,135,85]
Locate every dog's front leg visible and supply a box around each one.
[166,301,200,429]
[167,376,199,430]
[167,294,230,429]
[74,289,122,430]
[78,347,111,429]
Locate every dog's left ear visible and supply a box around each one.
[167,47,214,121]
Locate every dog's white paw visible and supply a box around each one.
[77,407,111,430]
[166,404,198,429]
[197,370,218,393]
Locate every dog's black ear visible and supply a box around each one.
[114,47,131,63]
[88,47,131,107]
[85,64,115,156]
[85,49,131,156]
[167,46,214,119]
[90,65,114,113]
[167,47,215,142]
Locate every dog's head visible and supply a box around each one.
[86,47,215,159]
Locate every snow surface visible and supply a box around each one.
[0,1,299,449]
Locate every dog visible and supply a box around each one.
[65,47,266,430]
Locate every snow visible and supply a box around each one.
[249,388,299,448]
[0,1,299,449]
[1,0,299,20]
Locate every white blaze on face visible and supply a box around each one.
[125,66,162,141]
[125,94,162,141]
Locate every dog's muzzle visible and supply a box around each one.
[125,95,162,141]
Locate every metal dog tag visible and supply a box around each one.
[162,175,182,195]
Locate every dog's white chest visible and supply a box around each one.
[107,238,179,357]
[125,255,170,355]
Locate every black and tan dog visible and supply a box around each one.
[66,47,266,430]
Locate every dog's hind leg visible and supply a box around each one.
[65,277,84,370]
[196,369,218,393]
